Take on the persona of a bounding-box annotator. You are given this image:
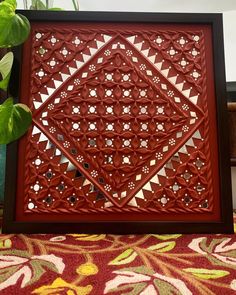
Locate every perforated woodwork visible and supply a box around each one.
[15,21,221,222]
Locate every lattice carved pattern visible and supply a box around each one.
[23,26,213,214]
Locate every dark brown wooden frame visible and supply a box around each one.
[3,11,234,234]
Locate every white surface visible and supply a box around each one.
[223,11,236,81]
[77,0,236,12]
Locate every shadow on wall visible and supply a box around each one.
[0,145,6,203]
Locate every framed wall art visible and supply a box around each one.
[3,11,233,233]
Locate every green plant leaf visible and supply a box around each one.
[29,0,63,10]
[0,0,30,47]
[148,241,176,253]
[108,248,138,265]
[72,0,79,11]
[0,0,16,15]
[0,52,13,91]
[48,8,64,11]
[30,0,46,10]
[0,52,13,79]
[183,268,229,279]
[0,97,32,144]
[152,234,182,240]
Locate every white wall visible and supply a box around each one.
[223,11,236,81]
[220,11,236,208]
[17,0,236,12]
[63,0,236,12]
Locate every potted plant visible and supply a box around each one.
[0,0,32,143]
[0,0,32,204]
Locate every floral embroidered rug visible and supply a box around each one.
[0,215,235,294]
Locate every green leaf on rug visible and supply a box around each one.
[0,265,21,283]
[152,234,182,240]
[28,260,59,287]
[109,248,138,265]
[0,52,13,91]
[0,97,32,144]
[153,278,178,294]
[0,249,31,257]
[118,266,155,276]
[104,282,147,295]
[0,239,12,248]
[183,268,229,279]
[148,241,176,253]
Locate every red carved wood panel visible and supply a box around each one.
[15,22,221,223]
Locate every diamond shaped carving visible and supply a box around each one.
[34,35,203,207]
